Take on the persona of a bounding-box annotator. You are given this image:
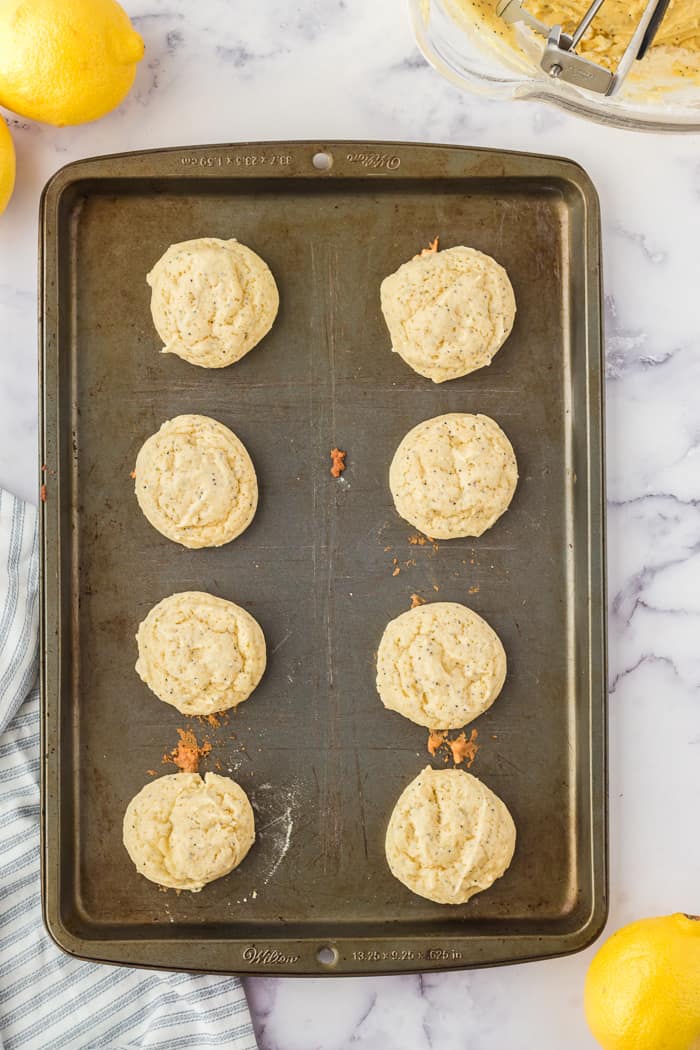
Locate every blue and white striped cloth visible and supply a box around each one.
[0,488,258,1050]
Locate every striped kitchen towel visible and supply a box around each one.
[0,488,258,1050]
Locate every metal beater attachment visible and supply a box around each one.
[496,0,671,95]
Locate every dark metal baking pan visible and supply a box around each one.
[40,141,606,976]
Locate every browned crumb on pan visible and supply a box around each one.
[163,728,212,774]
[468,585,480,595]
[146,769,158,777]
[410,593,426,609]
[384,545,392,552]
[408,533,438,551]
[197,711,228,729]
[432,584,439,592]
[427,730,447,756]
[392,566,401,577]
[448,728,479,767]
[39,484,47,503]
[414,236,439,259]
[129,469,136,479]
[427,728,480,767]
[330,448,346,478]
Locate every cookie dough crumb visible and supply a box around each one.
[410,593,426,609]
[448,728,480,767]
[130,469,136,479]
[415,235,439,259]
[39,484,46,503]
[163,728,212,774]
[392,566,401,577]
[427,728,480,767]
[199,712,228,729]
[330,448,346,477]
[427,730,447,756]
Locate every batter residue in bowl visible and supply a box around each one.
[458,0,700,80]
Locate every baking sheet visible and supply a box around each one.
[40,141,607,975]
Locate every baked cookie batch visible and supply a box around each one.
[124,235,520,906]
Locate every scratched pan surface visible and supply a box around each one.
[40,142,606,976]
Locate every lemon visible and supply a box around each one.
[0,0,144,127]
[0,115,15,215]
[585,913,700,1050]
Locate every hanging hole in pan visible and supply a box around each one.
[316,945,338,966]
[312,151,333,172]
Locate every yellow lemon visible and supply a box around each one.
[0,115,15,215]
[585,913,700,1050]
[0,0,144,127]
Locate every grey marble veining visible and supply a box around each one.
[1,0,699,1047]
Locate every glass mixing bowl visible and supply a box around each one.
[409,0,700,132]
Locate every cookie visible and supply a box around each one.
[380,245,516,383]
[134,414,257,548]
[376,602,506,729]
[389,413,517,539]
[385,766,516,904]
[147,237,279,368]
[136,591,266,716]
[123,772,255,892]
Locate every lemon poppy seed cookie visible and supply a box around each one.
[147,237,279,368]
[124,776,256,890]
[389,413,517,539]
[385,767,516,905]
[123,772,255,892]
[134,414,257,548]
[376,602,506,729]
[380,245,516,383]
[136,591,266,716]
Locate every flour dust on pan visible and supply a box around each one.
[244,781,300,897]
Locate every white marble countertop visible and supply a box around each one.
[2,1,699,1047]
